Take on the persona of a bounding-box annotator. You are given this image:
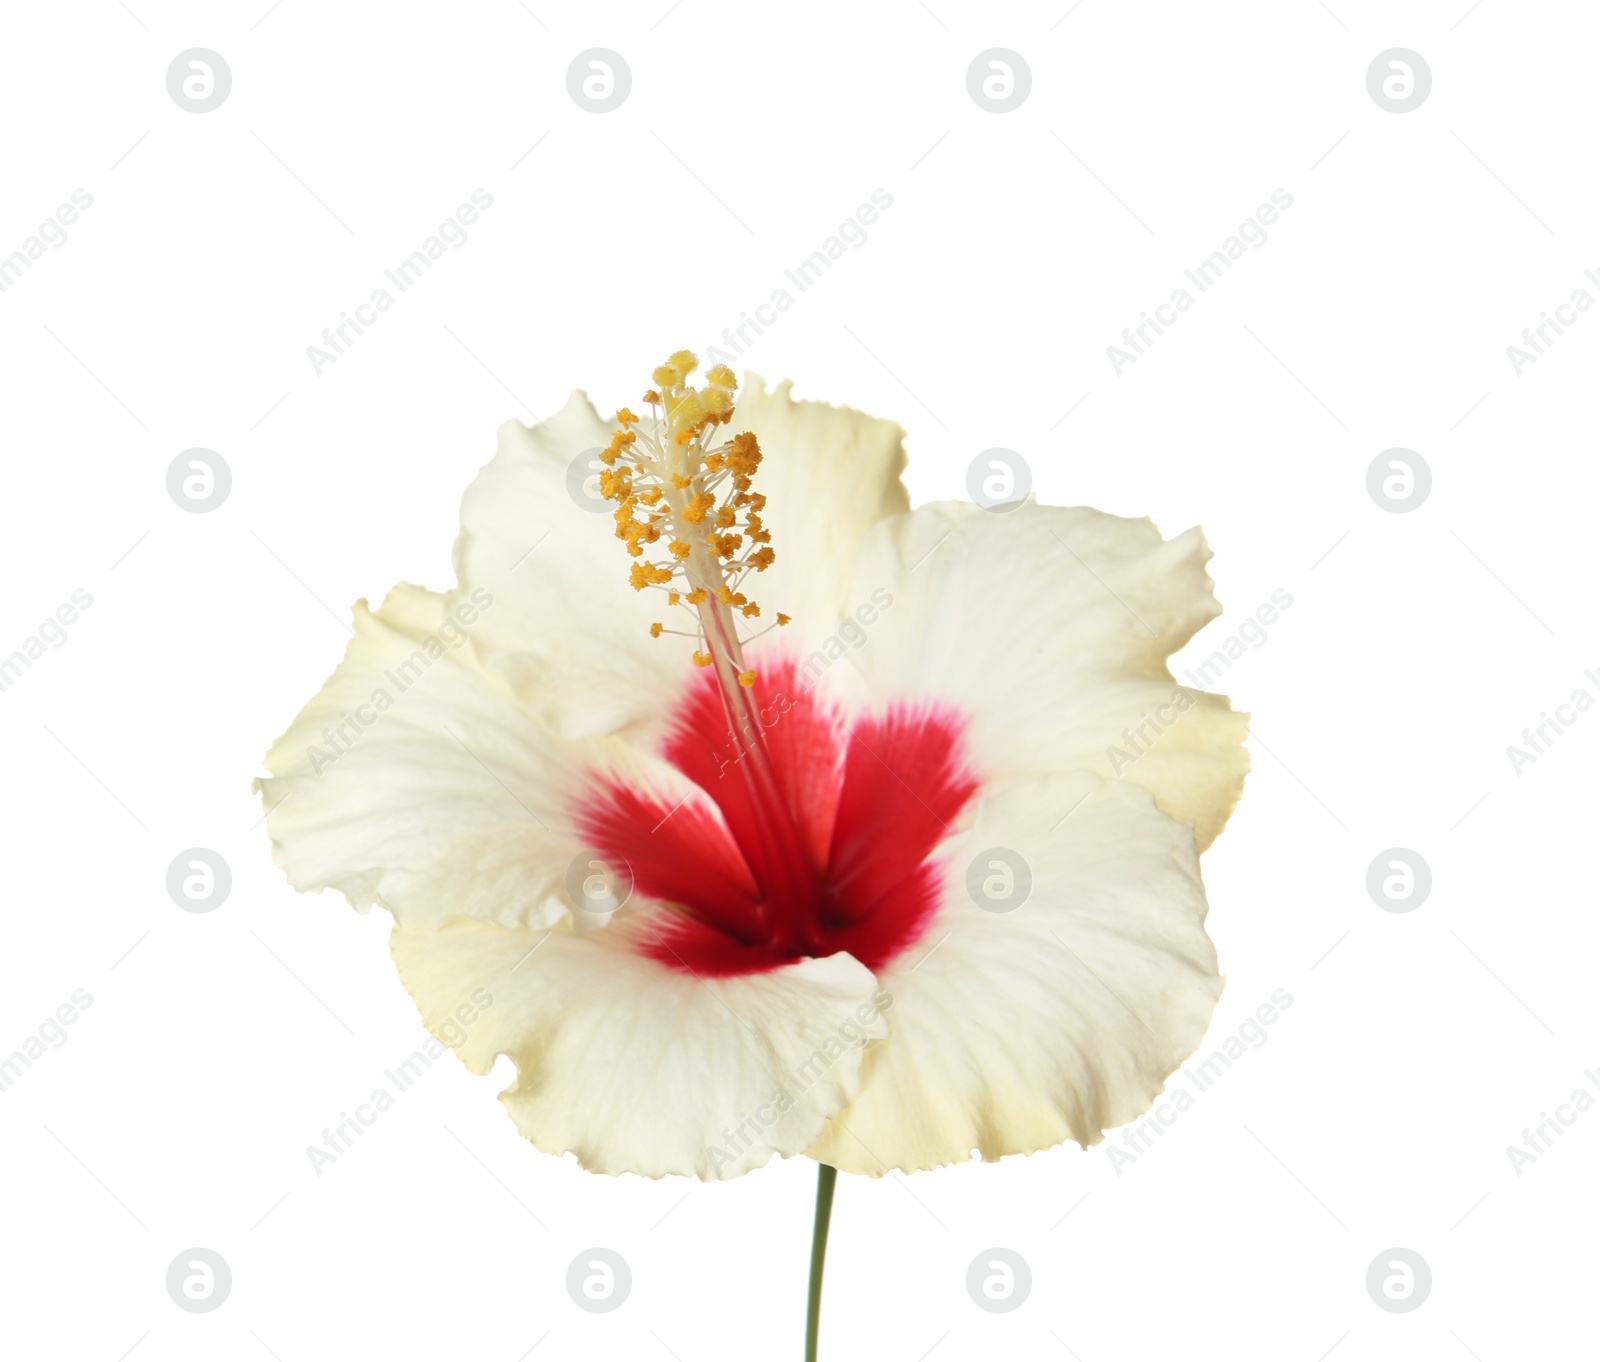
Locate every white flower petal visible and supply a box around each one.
[452,380,911,741]
[257,584,579,930]
[453,392,676,741]
[807,774,1222,1174]
[730,375,910,642]
[390,920,888,1180]
[840,500,1249,849]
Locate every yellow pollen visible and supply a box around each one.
[681,493,716,524]
[602,350,788,674]
[629,562,673,590]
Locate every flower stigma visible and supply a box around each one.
[601,350,789,694]
[597,352,829,926]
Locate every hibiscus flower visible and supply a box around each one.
[256,351,1247,1348]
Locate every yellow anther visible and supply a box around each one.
[605,353,785,667]
[629,562,673,591]
[726,433,761,479]
[737,669,757,687]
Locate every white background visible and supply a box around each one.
[1,2,1595,1359]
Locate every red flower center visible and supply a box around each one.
[577,656,978,977]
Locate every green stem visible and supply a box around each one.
[805,1163,838,1362]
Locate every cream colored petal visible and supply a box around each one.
[807,774,1222,1174]
[451,380,911,741]
[838,500,1249,850]
[730,375,910,648]
[257,583,580,930]
[391,919,888,1180]
[452,392,677,741]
